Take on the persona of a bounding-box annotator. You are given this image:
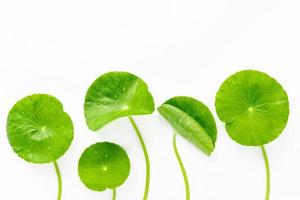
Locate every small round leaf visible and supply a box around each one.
[7,94,74,163]
[84,71,155,131]
[215,70,289,146]
[158,96,217,155]
[78,142,131,191]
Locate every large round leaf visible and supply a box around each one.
[84,71,154,131]
[158,96,217,155]
[215,70,289,146]
[78,142,131,191]
[7,94,74,163]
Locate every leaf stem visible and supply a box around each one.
[173,133,190,200]
[53,161,62,200]
[112,189,116,200]
[261,145,270,200]
[128,116,150,200]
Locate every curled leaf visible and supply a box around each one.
[84,72,154,131]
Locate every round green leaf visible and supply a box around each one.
[78,142,131,191]
[158,96,217,155]
[6,94,74,163]
[84,71,155,131]
[215,70,289,146]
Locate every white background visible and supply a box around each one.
[0,0,300,199]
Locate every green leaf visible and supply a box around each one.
[78,142,131,192]
[6,94,74,164]
[215,70,289,146]
[158,96,217,155]
[84,71,155,131]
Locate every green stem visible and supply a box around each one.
[112,189,116,200]
[261,145,270,200]
[173,133,190,200]
[128,116,150,200]
[53,161,62,200]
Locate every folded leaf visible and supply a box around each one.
[158,96,217,155]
